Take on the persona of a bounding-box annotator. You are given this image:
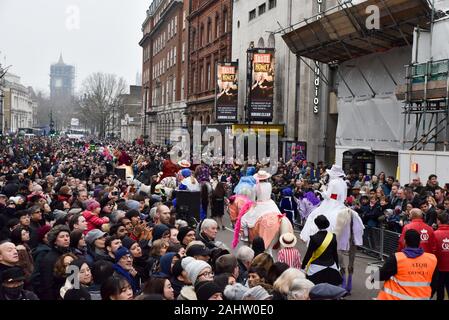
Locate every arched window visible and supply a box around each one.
[268,33,275,48]
[258,37,265,48]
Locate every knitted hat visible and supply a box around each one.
[126,200,140,211]
[224,283,249,300]
[53,209,67,221]
[195,281,222,300]
[181,256,211,284]
[37,224,52,243]
[121,236,136,250]
[115,246,131,263]
[309,283,347,300]
[177,226,194,243]
[242,285,272,300]
[86,200,101,212]
[152,224,170,241]
[47,225,71,247]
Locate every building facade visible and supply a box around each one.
[140,0,189,145]
[186,0,233,130]
[50,54,75,102]
[119,85,143,142]
[232,0,338,163]
[2,73,36,133]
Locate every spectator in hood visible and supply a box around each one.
[37,225,71,300]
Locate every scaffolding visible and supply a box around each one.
[398,59,449,151]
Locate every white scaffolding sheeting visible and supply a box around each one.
[336,46,415,151]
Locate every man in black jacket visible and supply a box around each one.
[37,225,71,300]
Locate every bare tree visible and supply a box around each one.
[78,72,127,138]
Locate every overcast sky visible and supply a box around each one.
[0,0,151,95]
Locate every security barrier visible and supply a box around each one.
[360,225,401,261]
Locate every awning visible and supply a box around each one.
[282,0,432,64]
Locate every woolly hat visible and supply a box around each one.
[47,225,70,247]
[152,224,170,241]
[242,285,272,300]
[64,288,92,300]
[126,200,140,211]
[224,283,249,300]
[115,246,131,263]
[86,200,101,212]
[195,281,222,300]
[181,256,211,285]
[53,209,67,221]
[309,283,347,300]
[177,226,194,243]
[37,224,52,243]
[121,237,136,250]
[282,187,293,197]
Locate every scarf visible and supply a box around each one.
[113,264,139,295]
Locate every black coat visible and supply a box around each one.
[38,246,70,300]
[302,231,339,268]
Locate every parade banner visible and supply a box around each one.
[215,62,238,123]
[249,49,275,121]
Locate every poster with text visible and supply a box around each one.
[250,49,275,122]
[215,62,238,123]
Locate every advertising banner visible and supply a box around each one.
[215,62,238,123]
[249,49,275,121]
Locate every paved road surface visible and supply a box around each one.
[213,215,381,300]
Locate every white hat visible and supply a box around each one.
[326,165,345,178]
[178,160,191,168]
[253,170,271,181]
[279,232,297,248]
[181,256,211,285]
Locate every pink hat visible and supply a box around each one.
[86,200,101,212]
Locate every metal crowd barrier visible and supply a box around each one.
[360,225,401,261]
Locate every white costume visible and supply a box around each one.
[300,165,364,251]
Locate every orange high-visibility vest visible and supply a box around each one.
[377,252,437,300]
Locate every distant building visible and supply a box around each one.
[186,0,233,128]
[2,73,37,133]
[50,54,75,101]
[140,0,189,145]
[119,85,143,142]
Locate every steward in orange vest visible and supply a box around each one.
[376,229,437,300]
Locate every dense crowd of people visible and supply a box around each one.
[0,135,448,300]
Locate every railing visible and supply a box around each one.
[359,225,401,261]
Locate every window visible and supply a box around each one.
[207,18,212,43]
[181,74,185,100]
[200,23,204,47]
[162,83,165,105]
[269,0,277,9]
[167,51,170,68]
[174,46,177,65]
[182,42,186,62]
[192,29,196,50]
[223,9,228,32]
[168,23,171,39]
[183,11,186,29]
[206,64,211,90]
[199,66,203,92]
[192,68,196,94]
[175,16,178,34]
[215,15,220,39]
[249,9,256,21]
[173,76,176,101]
[259,3,266,15]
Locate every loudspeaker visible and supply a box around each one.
[176,191,201,222]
